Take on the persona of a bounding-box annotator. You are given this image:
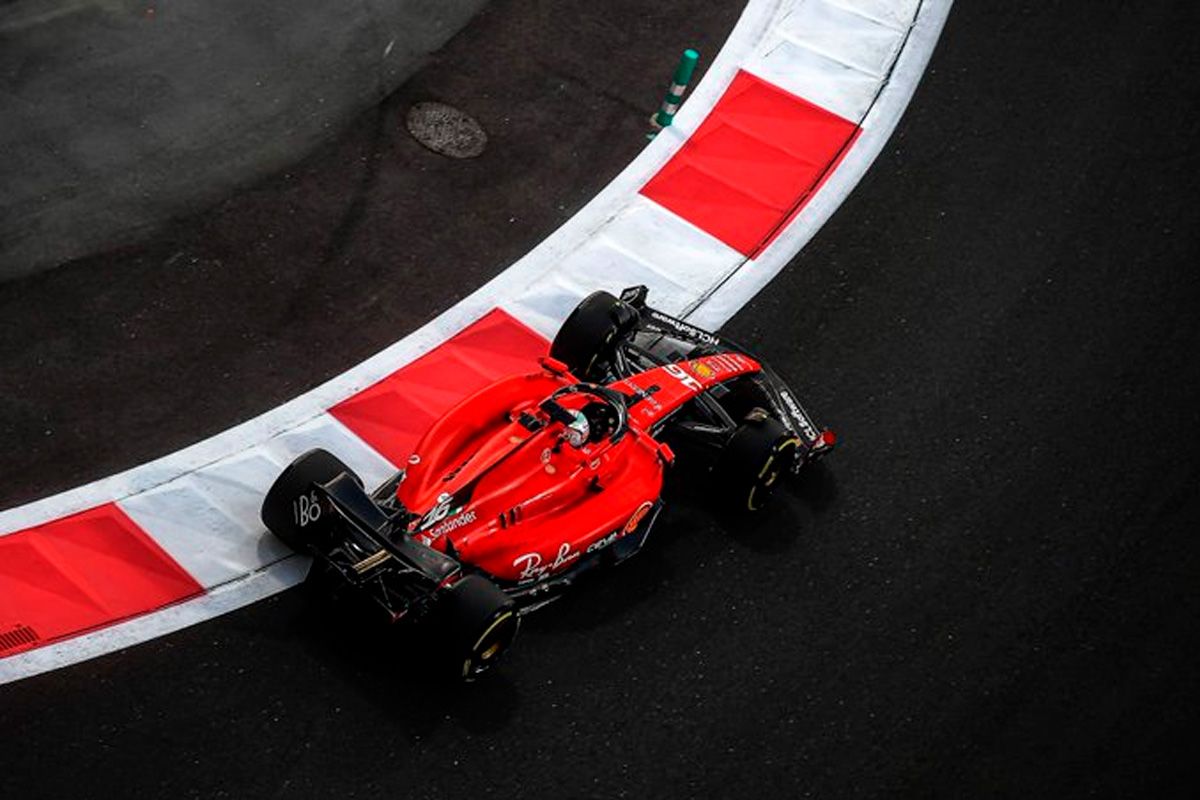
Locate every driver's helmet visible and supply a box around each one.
[563,408,591,448]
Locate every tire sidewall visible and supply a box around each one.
[716,417,799,513]
[549,290,627,381]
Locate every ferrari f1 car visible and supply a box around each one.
[260,286,835,679]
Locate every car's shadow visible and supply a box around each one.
[281,463,836,733]
[284,583,520,734]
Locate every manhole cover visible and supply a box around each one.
[405,102,487,159]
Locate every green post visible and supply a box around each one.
[651,48,700,131]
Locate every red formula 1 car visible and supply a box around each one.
[260,286,835,679]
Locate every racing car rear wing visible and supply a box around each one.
[314,475,460,597]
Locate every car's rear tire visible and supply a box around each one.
[439,575,520,681]
[550,290,630,381]
[715,415,801,513]
[261,448,360,551]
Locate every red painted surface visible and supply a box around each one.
[385,353,760,585]
[330,309,549,466]
[393,369,666,584]
[759,124,862,253]
[612,352,760,429]
[640,70,860,258]
[0,504,203,656]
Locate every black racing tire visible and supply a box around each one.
[715,416,801,513]
[439,575,520,681]
[549,290,627,381]
[261,448,360,552]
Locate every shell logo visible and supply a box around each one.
[692,362,715,379]
[623,501,654,535]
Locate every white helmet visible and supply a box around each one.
[563,409,591,448]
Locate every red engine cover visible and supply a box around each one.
[392,353,760,585]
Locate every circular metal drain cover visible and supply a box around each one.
[405,102,487,159]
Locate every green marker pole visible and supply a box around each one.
[651,48,700,131]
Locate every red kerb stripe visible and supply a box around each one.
[640,70,860,258]
[0,504,203,656]
[330,308,549,465]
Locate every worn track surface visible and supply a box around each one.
[3,2,1199,798]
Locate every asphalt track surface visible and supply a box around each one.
[3,2,1200,798]
[0,0,741,509]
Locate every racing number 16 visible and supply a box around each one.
[294,491,322,527]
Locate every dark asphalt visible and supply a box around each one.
[0,0,740,509]
[0,0,487,279]
[4,2,1200,799]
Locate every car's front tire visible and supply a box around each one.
[715,415,801,512]
[550,290,631,381]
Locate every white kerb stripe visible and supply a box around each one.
[500,195,743,338]
[745,0,919,122]
[120,413,395,588]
